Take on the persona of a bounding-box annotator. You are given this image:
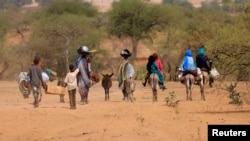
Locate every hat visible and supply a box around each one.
[120,49,132,57]
[77,46,97,54]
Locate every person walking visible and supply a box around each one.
[77,46,92,105]
[118,49,135,100]
[28,55,47,108]
[64,64,79,109]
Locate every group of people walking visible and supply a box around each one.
[27,45,212,109]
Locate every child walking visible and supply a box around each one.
[64,64,79,110]
[28,55,47,108]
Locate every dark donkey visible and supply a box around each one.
[101,73,114,101]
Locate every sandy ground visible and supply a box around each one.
[0,80,250,141]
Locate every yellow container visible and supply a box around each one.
[46,85,65,95]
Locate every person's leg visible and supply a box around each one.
[85,88,89,104]
[72,89,76,109]
[68,90,73,109]
[78,88,85,104]
[142,72,149,86]
[32,86,39,108]
[156,72,166,90]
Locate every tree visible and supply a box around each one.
[206,2,250,80]
[162,0,194,9]
[107,0,168,59]
[29,1,101,76]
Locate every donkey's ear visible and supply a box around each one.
[109,73,114,77]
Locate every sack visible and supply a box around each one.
[90,71,100,84]
[210,67,220,78]
[42,72,50,82]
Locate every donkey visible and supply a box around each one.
[176,67,205,101]
[101,73,114,101]
[184,73,195,101]
[149,73,159,102]
[123,77,136,102]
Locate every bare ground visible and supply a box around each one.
[0,80,250,141]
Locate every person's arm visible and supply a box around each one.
[73,68,80,75]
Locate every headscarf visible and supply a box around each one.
[197,47,205,56]
[185,49,192,57]
[183,49,196,71]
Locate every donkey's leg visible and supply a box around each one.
[107,89,110,101]
[152,87,157,102]
[128,87,133,102]
[209,76,213,88]
[199,78,206,101]
[60,95,65,103]
[129,92,134,102]
[189,87,192,101]
[200,84,205,101]
[190,79,193,101]
[105,89,107,101]
[154,90,158,102]
[186,79,189,100]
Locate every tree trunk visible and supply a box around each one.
[65,38,70,73]
[131,37,139,61]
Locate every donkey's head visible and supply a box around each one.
[101,73,114,89]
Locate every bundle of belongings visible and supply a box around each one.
[17,68,57,98]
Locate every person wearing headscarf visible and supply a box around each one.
[152,53,166,90]
[142,55,155,87]
[180,49,196,72]
[152,53,163,74]
[178,49,198,83]
[196,46,214,86]
[196,47,212,73]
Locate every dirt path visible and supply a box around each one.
[0,80,250,141]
